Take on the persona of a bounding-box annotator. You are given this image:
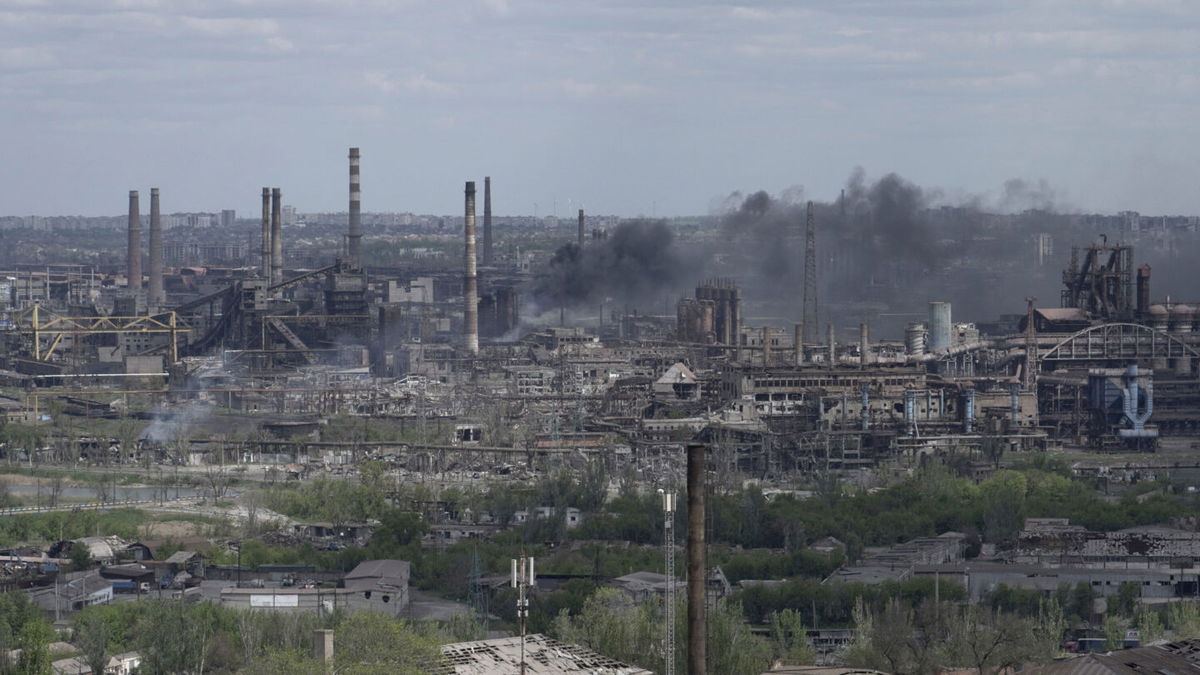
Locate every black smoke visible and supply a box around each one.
[531,219,687,311]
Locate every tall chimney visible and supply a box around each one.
[577,209,585,248]
[827,322,836,366]
[794,323,804,365]
[761,326,771,367]
[270,188,282,286]
[686,442,707,675]
[127,190,141,295]
[859,322,870,368]
[483,176,493,266]
[1137,264,1151,316]
[348,147,361,262]
[147,188,164,309]
[464,181,479,355]
[261,188,271,278]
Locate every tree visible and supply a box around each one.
[943,604,1042,674]
[333,612,445,674]
[70,542,94,572]
[769,609,815,665]
[1112,581,1140,617]
[17,619,54,675]
[74,610,111,675]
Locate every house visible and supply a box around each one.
[342,559,411,613]
[653,362,701,401]
[439,634,653,674]
[126,536,213,562]
[28,572,112,614]
[52,651,140,675]
[1027,638,1200,673]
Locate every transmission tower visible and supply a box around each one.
[659,489,677,675]
[802,200,818,343]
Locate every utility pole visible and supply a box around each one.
[659,489,677,675]
[511,552,535,675]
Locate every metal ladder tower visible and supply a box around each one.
[659,489,677,675]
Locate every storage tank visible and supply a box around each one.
[1148,304,1169,331]
[928,302,952,352]
[1170,304,1194,333]
[905,322,928,356]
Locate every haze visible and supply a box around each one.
[1,0,1197,216]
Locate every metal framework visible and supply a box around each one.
[1040,323,1200,364]
[11,306,184,363]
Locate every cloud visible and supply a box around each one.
[363,70,453,95]
[0,46,56,68]
[179,16,279,37]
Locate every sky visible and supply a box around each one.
[1,0,1198,218]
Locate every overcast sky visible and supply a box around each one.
[1,0,1197,218]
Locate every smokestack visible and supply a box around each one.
[827,323,836,366]
[483,176,493,266]
[348,147,361,262]
[271,188,282,286]
[261,188,271,278]
[127,190,141,295]
[859,323,870,368]
[577,209,585,248]
[1137,264,1151,316]
[464,181,479,355]
[794,323,804,365]
[761,326,771,366]
[686,442,707,675]
[147,188,164,309]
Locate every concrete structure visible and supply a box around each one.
[270,187,283,286]
[127,190,140,294]
[463,181,479,355]
[348,147,361,262]
[440,634,653,674]
[928,301,952,352]
[260,187,271,277]
[482,175,493,266]
[147,188,164,309]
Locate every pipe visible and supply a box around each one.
[271,188,282,287]
[686,442,706,675]
[483,176,493,266]
[261,188,271,278]
[860,382,870,430]
[348,147,361,262]
[147,188,164,310]
[577,209,585,248]
[761,326,771,366]
[127,190,141,295]
[859,322,870,368]
[964,389,976,434]
[1010,382,1020,427]
[464,181,479,355]
[794,323,804,365]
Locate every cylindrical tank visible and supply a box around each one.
[928,302,952,352]
[1170,304,1194,333]
[905,322,928,356]
[1148,303,1169,331]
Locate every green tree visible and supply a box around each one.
[1112,581,1140,617]
[17,619,54,675]
[74,610,110,675]
[333,612,445,675]
[768,608,815,665]
[69,542,94,572]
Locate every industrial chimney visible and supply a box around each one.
[577,209,585,248]
[127,190,141,296]
[270,188,283,286]
[348,147,361,262]
[464,181,479,355]
[260,188,271,278]
[483,176,493,266]
[147,188,164,309]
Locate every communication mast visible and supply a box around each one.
[511,552,535,675]
[659,489,677,675]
